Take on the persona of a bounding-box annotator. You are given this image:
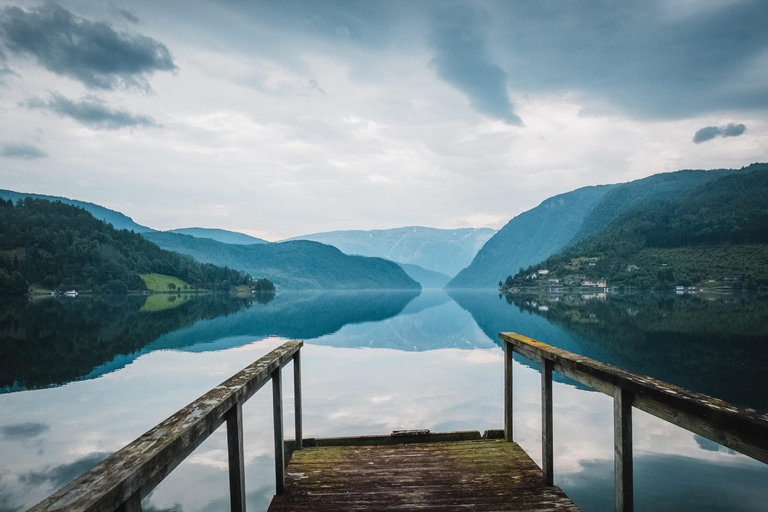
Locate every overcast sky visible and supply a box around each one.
[0,0,767,240]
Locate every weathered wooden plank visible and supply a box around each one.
[273,367,285,496]
[298,430,482,448]
[293,351,303,451]
[614,388,633,512]
[500,332,768,464]
[542,358,554,486]
[505,342,514,442]
[269,438,579,512]
[29,340,303,512]
[226,402,246,512]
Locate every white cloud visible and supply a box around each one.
[0,0,766,239]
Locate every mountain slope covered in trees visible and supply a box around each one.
[167,227,267,245]
[0,189,152,233]
[505,163,768,289]
[449,164,756,289]
[0,199,257,294]
[143,231,421,290]
[447,185,614,288]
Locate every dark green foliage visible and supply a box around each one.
[452,163,766,289]
[448,184,614,289]
[253,278,276,292]
[504,163,768,289]
[0,189,152,232]
[143,232,421,290]
[0,198,261,294]
[168,227,267,245]
[0,294,256,390]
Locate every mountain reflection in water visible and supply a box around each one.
[0,289,766,512]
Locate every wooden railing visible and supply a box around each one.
[500,332,768,512]
[29,340,303,512]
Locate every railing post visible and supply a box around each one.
[272,367,285,495]
[614,387,633,512]
[541,358,554,486]
[504,342,514,442]
[293,350,303,450]
[226,402,246,512]
[117,492,141,512]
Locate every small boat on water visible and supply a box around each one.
[63,290,78,297]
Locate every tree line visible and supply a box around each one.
[0,198,271,295]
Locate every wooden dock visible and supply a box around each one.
[268,430,579,511]
[28,336,768,512]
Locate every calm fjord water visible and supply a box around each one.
[1,290,766,512]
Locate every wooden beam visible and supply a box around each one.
[614,388,633,512]
[542,359,554,486]
[226,402,246,512]
[504,341,514,442]
[29,340,303,512]
[273,367,285,496]
[293,351,303,451]
[116,493,140,512]
[500,332,768,464]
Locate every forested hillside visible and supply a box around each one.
[505,163,768,290]
[448,185,614,288]
[143,231,421,290]
[0,189,152,233]
[451,163,762,289]
[0,199,258,294]
[167,227,267,245]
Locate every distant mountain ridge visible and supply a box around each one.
[287,226,496,277]
[397,263,452,289]
[167,227,267,245]
[503,163,768,289]
[143,231,420,290]
[0,189,152,233]
[448,164,762,289]
[447,185,614,289]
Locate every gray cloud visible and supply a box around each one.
[0,2,176,90]
[693,123,747,143]
[308,78,325,95]
[114,8,140,25]
[25,93,158,130]
[429,6,521,125]
[0,142,48,159]
[492,1,768,119]
[1,422,50,440]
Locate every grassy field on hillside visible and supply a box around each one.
[140,293,193,312]
[139,273,191,292]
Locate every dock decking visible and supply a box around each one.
[268,430,579,511]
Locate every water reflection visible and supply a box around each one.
[0,290,766,512]
[452,290,768,412]
[0,289,419,393]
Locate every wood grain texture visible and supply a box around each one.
[500,332,768,464]
[29,340,303,512]
[269,438,579,511]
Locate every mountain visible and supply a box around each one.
[286,226,496,277]
[167,227,267,245]
[142,231,420,290]
[0,198,255,294]
[448,164,752,289]
[0,189,152,233]
[506,163,768,289]
[398,263,452,289]
[447,185,614,289]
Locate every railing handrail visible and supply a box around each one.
[29,340,303,512]
[500,331,768,512]
[500,332,768,463]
